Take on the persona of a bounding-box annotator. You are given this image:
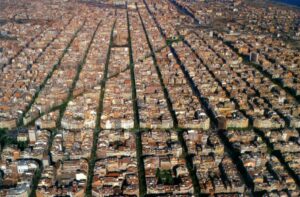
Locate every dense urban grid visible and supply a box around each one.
[0,0,300,196]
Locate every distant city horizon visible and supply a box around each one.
[275,0,300,7]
